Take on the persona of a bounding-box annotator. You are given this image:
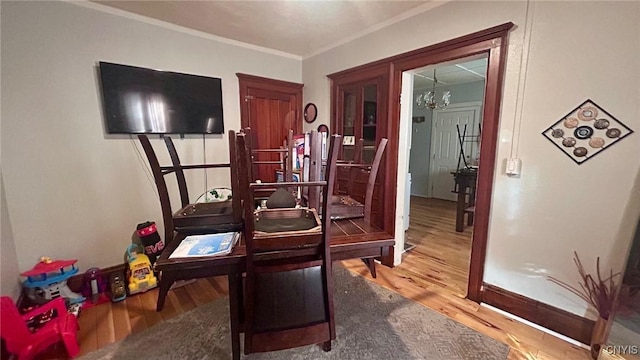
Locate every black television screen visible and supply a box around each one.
[99,62,224,134]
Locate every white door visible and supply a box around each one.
[428,107,479,201]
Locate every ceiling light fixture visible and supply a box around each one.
[416,69,451,110]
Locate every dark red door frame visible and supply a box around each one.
[329,23,514,302]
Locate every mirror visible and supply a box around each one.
[304,103,317,123]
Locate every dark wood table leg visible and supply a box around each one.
[455,176,467,232]
[228,270,242,360]
[156,273,175,311]
[467,183,476,226]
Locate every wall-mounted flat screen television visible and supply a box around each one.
[99,62,224,134]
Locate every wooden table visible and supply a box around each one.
[452,168,477,232]
[155,218,394,360]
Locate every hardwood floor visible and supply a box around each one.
[42,196,591,359]
[403,196,473,297]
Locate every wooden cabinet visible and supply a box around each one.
[337,81,382,163]
[329,67,389,229]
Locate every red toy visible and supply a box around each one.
[0,296,79,359]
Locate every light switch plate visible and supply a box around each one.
[506,158,522,176]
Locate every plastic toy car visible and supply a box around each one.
[126,244,157,295]
[109,272,126,302]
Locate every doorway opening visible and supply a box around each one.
[403,55,488,297]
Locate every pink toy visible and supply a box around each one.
[0,296,79,359]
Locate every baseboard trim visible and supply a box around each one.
[482,283,594,345]
[67,263,127,293]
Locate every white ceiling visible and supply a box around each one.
[93,1,437,58]
[413,56,488,89]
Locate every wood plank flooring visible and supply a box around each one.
[403,196,473,297]
[39,196,590,359]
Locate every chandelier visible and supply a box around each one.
[416,69,451,110]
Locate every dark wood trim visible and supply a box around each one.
[328,64,390,239]
[236,73,304,132]
[466,36,510,302]
[236,73,304,91]
[327,22,514,285]
[482,283,595,345]
[328,23,515,79]
[67,263,127,293]
[391,25,513,284]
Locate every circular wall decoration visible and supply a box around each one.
[573,147,588,157]
[304,103,318,123]
[562,137,577,147]
[594,119,610,129]
[551,129,564,138]
[574,126,594,140]
[317,124,329,133]
[542,99,633,165]
[563,118,579,128]
[606,128,621,138]
[588,137,605,148]
[577,106,598,121]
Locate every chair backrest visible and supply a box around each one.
[235,131,341,353]
[1,296,79,359]
[241,127,295,200]
[335,138,388,223]
[363,138,388,223]
[137,133,242,244]
[138,135,175,245]
[236,132,340,259]
[242,127,295,184]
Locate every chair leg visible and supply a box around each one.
[156,273,175,312]
[322,340,332,352]
[228,271,243,360]
[362,258,377,278]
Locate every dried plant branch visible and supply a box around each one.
[547,251,621,320]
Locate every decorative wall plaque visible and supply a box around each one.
[542,99,633,164]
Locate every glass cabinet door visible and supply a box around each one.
[339,83,379,163]
[331,71,387,230]
[342,89,357,161]
[362,84,377,163]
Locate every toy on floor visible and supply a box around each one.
[81,267,109,307]
[109,272,126,302]
[1,296,80,359]
[136,221,164,264]
[21,257,85,305]
[126,244,157,295]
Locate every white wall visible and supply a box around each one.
[1,175,21,299]
[1,1,301,272]
[0,2,21,299]
[303,1,640,318]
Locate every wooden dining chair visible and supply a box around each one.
[331,138,388,278]
[137,132,244,311]
[235,131,341,354]
[240,127,296,203]
[333,137,388,223]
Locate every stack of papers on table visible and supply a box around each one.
[169,232,240,259]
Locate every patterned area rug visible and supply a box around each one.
[79,266,509,360]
